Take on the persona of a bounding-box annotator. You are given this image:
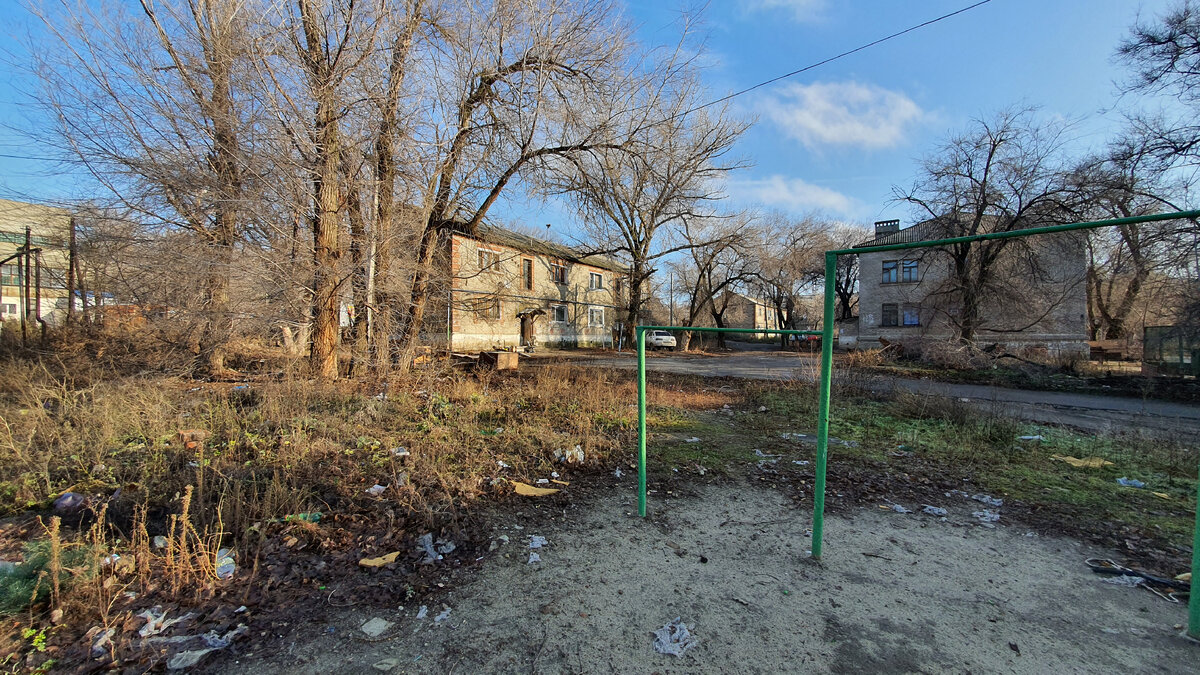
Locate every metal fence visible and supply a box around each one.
[1144,325,1200,376]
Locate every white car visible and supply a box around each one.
[645,330,677,350]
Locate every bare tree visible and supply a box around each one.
[545,28,750,342]
[672,213,756,350]
[1070,141,1188,340]
[386,0,638,370]
[827,223,868,321]
[28,0,263,374]
[1118,0,1200,184]
[750,212,828,347]
[893,108,1080,343]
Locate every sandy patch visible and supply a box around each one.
[225,478,1197,673]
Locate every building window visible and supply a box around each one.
[550,261,567,285]
[473,298,501,320]
[1,264,19,286]
[0,303,15,317]
[881,261,898,284]
[614,277,623,296]
[588,307,604,327]
[881,303,898,327]
[478,249,501,273]
[552,304,568,323]
[589,272,603,290]
[522,258,533,290]
[901,260,918,283]
[902,304,920,326]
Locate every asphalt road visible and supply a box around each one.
[559,349,1200,438]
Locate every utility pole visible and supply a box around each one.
[668,270,674,325]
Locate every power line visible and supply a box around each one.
[678,0,994,119]
[0,1,994,164]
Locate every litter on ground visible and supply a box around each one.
[1116,477,1146,488]
[653,617,698,657]
[528,552,541,564]
[511,481,560,497]
[971,494,1003,507]
[972,510,1001,523]
[922,505,948,517]
[529,535,548,549]
[1051,455,1113,469]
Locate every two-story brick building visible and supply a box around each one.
[425,224,626,351]
[852,217,1088,357]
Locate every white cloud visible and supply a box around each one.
[742,0,827,22]
[762,81,925,149]
[729,175,863,218]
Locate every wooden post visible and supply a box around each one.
[66,216,76,324]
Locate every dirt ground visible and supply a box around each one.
[223,477,1198,674]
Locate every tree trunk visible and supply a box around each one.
[309,100,343,380]
[345,173,370,377]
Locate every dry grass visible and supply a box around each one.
[0,334,637,662]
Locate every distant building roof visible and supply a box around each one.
[453,222,628,274]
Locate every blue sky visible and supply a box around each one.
[0,0,1178,236]
[505,0,1179,236]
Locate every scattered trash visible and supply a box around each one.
[684,437,701,443]
[614,468,623,478]
[1176,572,1192,582]
[536,478,550,485]
[54,492,85,513]
[436,539,455,555]
[556,445,585,463]
[360,551,401,568]
[365,484,388,496]
[1051,455,1113,469]
[417,533,441,564]
[922,505,948,517]
[137,606,196,637]
[528,552,541,564]
[511,481,559,497]
[758,406,767,412]
[652,617,698,657]
[1116,477,1146,488]
[391,447,410,457]
[282,512,323,524]
[497,460,511,469]
[164,625,247,670]
[792,460,810,465]
[152,535,169,549]
[946,489,969,498]
[551,471,559,478]
[360,617,392,638]
[1152,491,1171,500]
[1017,435,1045,441]
[232,385,248,391]
[416,606,428,619]
[434,606,452,623]
[215,548,236,579]
[89,627,115,657]
[529,535,548,549]
[881,502,911,514]
[972,510,1001,523]
[1102,575,1144,588]
[971,494,1003,507]
[754,449,780,459]
[551,479,570,486]
[1086,558,1188,602]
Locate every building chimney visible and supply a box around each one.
[874,219,900,237]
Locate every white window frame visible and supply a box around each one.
[588,272,603,290]
[552,304,568,323]
[588,306,604,327]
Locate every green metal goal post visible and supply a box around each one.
[634,208,1200,639]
